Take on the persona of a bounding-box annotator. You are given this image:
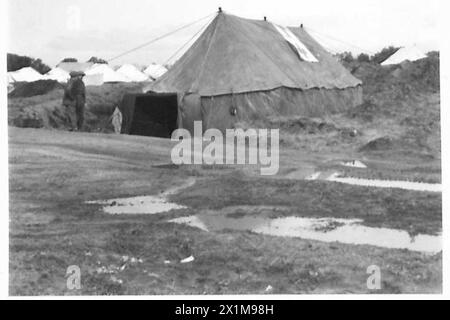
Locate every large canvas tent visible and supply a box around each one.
[121,11,362,136]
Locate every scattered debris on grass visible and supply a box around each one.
[180,255,195,264]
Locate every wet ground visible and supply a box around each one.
[9,128,442,295]
[170,213,441,254]
[91,183,441,254]
[326,172,441,193]
[87,179,196,215]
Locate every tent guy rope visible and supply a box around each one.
[161,14,216,67]
[304,26,375,55]
[107,11,217,62]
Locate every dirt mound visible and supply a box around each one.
[8,82,146,132]
[359,136,394,152]
[343,55,441,159]
[269,116,338,134]
[349,55,439,98]
[9,80,64,98]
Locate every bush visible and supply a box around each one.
[9,80,63,98]
[370,46,400,64]
[60,58,78,63]
[427,51,439,59]
[357,53,370,63]
[336,52,354,63]
[87,57,108,64]
[7,53,51,74]
[357,53,370,62]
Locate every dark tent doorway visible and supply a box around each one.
[119,93,178,138]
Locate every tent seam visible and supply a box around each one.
[189,13,220,93]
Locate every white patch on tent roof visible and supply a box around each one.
[272,23,319,63]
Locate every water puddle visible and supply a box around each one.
[327,172,441,193]
[87,178,195,215]
[169,215,441,254]
[340,160,367,168]
[87,195,187,215]
[305,172,321,180]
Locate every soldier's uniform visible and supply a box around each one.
[63,72,86,130]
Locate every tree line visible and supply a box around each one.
[7,54,109,74]
[336,46,401,64]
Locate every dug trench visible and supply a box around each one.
[9,128,441,295]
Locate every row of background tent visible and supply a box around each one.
[7,45,427,85]
[7,62,168,84]
[380,46,427,66]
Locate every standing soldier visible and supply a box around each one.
[63,71,86,131]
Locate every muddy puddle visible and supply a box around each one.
[327,172,441,193]
[169,214,441,253]
[340,160,367,168]
[87,178,195,215]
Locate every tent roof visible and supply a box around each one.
[144,63,168,79]
[57,62,94,73]
[381,46,427,66]
[117,64,149,82]
[86,64,131,82]
[8,67,45,82]
[7,73,15,83]
[150,12,361,96]
[45,67,70,82]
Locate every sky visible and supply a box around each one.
[7,0,441,67]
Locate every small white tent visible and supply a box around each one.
[7,74,15,93]
[116,64,149,82]
[381,46,427,66]
[7,73,15,84]
[57,62,94,73]
[85,64,131,82]
[84,74,104,86]
[143,63,168,79]
[8,67,45,82]
[45,67,70,83]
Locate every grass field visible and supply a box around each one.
[9,127,441,295]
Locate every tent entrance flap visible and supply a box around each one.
[129,93,178,138]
